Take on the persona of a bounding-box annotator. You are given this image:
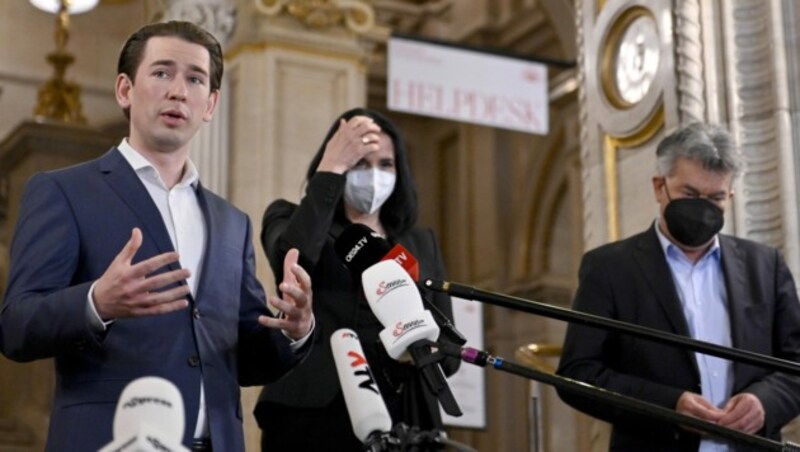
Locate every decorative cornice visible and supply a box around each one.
[159,0,237,46]
[254,0,376,34]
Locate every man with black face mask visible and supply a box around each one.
[556,123,800,451]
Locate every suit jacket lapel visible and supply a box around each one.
[718,235,751,386]
[99,148,177,262]
[194,183,215,302]
[633,228,701,379]
[632,227,693,338]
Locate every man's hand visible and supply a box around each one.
[718,393,765,434]
[259,248,314,340]
[676,391,725,435]
[93,228,191,320]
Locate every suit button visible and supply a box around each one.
[188,355,200,367]
[193,308,201,319]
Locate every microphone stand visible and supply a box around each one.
[425,279,800,376]
[409,342,463,417]
[417,282,467,346]
[432,341,800,452]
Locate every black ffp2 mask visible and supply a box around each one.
[663,198,724,247]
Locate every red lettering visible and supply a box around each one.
[347,350,367,367]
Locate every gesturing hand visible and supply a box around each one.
[93,228,191,320]
[259,248,314,340]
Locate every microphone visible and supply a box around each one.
[333,223,416,280]
[382,242,419,282]
[330,328,393,447]
[99,376,189,452]
[362,260,462,417]
[334,224,465,345]
[334,223,389,275]
[378,243,466,345]
[362,260,440,360]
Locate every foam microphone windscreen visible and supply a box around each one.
[331,328,393,443]
[112,376,185,445]
[334,223,391,275]
[361,260,440,361]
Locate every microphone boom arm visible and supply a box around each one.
[425,279,800,377]
[434,341,800,452]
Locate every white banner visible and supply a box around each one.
[388,36,548,135]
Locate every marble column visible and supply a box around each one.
[159,0,237,198]
[718,0,800,275]
[226,2,380,448]
[226,1,379,281]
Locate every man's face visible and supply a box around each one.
[652,157,734,247]
[115,36,218,155]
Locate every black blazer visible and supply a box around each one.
[254,172,458,429]
[557,226,800,451]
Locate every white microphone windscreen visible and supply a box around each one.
[331,328,392,443]
[112,376,185,444]
[361,260,424,326]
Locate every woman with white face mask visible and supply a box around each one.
[254,108,459,451]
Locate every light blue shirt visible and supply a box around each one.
[655,221,733,452]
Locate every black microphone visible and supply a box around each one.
[334,224,466,346]
[333,223,389,275]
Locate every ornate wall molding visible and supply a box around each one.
[254,0,376,34]
[577,0,600,251]
[159,0,237,47]
[674,0,705,125]
[722,0,784,249]
[771,0,800,278]
[579,0,674,247]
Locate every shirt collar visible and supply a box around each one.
[653,219,720,261]
[117,138,199,189]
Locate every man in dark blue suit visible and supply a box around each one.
[557,123,800,451]
[0,21,314,451]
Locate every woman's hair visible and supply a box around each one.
[306,107,418,235]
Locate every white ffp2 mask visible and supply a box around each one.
[344,168,396,215]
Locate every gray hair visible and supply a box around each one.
[655,123,740,178]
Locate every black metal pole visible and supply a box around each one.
[435,342,800,452]
[425,279,800,376]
